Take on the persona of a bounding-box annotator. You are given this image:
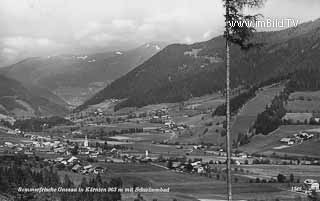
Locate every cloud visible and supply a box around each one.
[74,21,103,40]
[2,37,59,49]
[1,47,18,60]
[111,19,136,29]
[184,36,193,44]
[203,30,212,39]
[0,0,319,66]
[0,36,64,65]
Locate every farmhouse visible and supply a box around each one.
[297,132,314,140]
[61,160,68,165]
[191,161,201,166]
[280,137,296,145]
[237,152,248,158]
[194,165,205,174]
[94,167,104,174]
[83,164,93,170]
[55,157,64,163]
[304,179,320,191]
[172,162,182,169]
[72,164,81,172]
[280,138,291,143]
[67,156,79,163]
[4,142,14,148]
[54,147,66,154]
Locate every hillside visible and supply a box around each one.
[231,83,285,141]
[79,19,320,111]
[3,42,165,106]
[0,75,68,117]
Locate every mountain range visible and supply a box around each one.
[78,18,320,111]
[1,42,166,107]
[0,74,68,118]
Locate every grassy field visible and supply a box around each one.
[115,132,171,143]
[183,93,224,112]
[58,163,306,201]
[240,164,320,182]
[170,115,225,146]
[282,113,313,123]
[0,131,25,144]
[101,163,305,201]
[124,142,190,156]
[275,139,320,158]
[286,90,320,113]
[239,125,320,154]
[231,84,284,142]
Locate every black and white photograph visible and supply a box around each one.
[0,0,320,200]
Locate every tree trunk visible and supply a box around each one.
[226,38,232,201]
[225,0,232,200]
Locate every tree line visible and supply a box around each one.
[213,74,290,117]
[213,86,258,116]
[253,68,320,135]
[4,116,74,132]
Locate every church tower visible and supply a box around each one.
[84,135,89,147]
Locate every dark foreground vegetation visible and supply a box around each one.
[0,155,121,201]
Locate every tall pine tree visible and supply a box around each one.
[223,0,265,200]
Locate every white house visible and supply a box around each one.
[304,179,319,191]
[197,166,205,174]
[67,156,78,163]
[191,161,201,166]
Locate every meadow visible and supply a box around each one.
[231,84,284,141]
[101,163,306,201]
[240,164,320,182]
[239,125,320,154]
[286,90,320,113]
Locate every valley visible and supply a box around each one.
[1,43,165,108]
[1,18,320,201]
[1,80,320,201]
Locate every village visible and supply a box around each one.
[1,104,320,201]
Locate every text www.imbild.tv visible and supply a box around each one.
[228,18,300,28]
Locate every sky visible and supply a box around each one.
[0,0,320,67]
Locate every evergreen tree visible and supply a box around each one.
[223,0,265,200]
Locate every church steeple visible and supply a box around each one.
[84,135,89,147]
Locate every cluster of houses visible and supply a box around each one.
[293,179,320,194]
[148,108,187,133]
[67,105,179,128]
[280,131,314,145]
[0,133,63,155]
[46,156,105,175]
[0,126,22,135]
[0,131,104,159]
[170,160,209,174]
[66,106,187,137]
[304,179,320,192]
[149,108,171,124]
